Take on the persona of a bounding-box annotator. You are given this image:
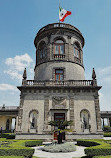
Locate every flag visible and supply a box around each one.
[59,7,71,22]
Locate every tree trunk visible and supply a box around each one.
[58,131,62,144]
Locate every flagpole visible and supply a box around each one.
[59,0,60,23]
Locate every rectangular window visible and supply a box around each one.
[55,69,64,81]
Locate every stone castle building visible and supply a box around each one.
[15,23,103,140]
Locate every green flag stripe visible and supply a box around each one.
[59,7,63,13]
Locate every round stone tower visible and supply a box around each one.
[34,23,85,81]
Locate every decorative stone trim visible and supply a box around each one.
[52,96,67,109]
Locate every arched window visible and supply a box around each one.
[38,41,47,59]
[54,40,64,55]
[74,42,81,59]
[29,110,38,129]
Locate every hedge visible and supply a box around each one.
[77,140,100,147]
[0,134,9,138]
[0,148,34,157]
[104,132,111,137]
[94,156,111,158]
[6,134,15,139]
[0,133,15,139]
[77,139,111,157]
[0,140,37,157]
[103,126,111,132]
[25,140,43,147]
[0,156,24,158]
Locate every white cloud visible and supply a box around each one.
[4,53,33,81]
[5,53,33,71]
[97,66,111,78]
[98,92,103,100]
[0,84,17,91]
[96,66,111,111]
[4,70,22,81]
[97,65,111,86]
[85,66,111,111]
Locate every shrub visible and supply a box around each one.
[103,126,111,132]
[6,134,15,139]
[25,140,43,147]
[43,142,76,152]
[104,132,111,137]
[77,139,111,157]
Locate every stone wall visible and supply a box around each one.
[34,61,85,80]
[16,88,102,138]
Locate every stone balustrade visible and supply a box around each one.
[38,23,81,35]
[22,80,95,87]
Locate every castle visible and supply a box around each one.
[14,23,103,140]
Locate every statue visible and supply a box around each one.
[31,115,35,128]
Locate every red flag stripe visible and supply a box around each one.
[60,11,72,22]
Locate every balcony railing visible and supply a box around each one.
[22,80,96,87]
[53,54,65,59]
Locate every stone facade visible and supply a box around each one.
[16,23,103,140]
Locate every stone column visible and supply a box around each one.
[16,93,24,132]
[65,43,69,61]
[109,118,111,127]
[94,92,102,132]
[103,118,104,127]
[107,118,110,126]
[43,96,49,133]
[68,36,73,62]
[69,96,75,133]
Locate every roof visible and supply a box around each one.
[0,106,18,110]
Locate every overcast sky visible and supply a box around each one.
[0,0,111,111]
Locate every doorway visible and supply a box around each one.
[54,113,65,140]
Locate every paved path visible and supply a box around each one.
[103,137,111,140]
[32,144,86,158]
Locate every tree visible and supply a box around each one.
[48,120,73,144]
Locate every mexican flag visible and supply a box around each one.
[59,7,72,22]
